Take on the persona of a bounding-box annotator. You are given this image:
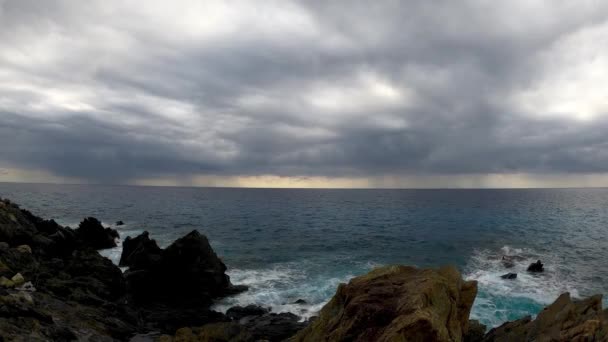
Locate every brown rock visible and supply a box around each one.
[291,265,477,342]
[482,293,608,342]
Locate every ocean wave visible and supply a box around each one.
[464,245,584,328]
[212,264,356,320]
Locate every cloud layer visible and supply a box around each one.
[1,1,608,186]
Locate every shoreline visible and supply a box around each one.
[1,197,607,341]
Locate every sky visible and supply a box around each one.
[1,1,608,188]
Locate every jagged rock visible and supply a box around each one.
[42,249,126,303]
[227,305,270,321]
[124,230,245,306]
[292,265,478,342]
[500,273,517,280]
[0,200,39,246]
[464,320,487,342]
[482,293,608,341]
[119,231,162,268]
[527,260,544,273]
[76,217,120,250]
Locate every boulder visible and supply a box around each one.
[293,299,307,305]
[124,230,246,306]
[291,265,478,342]
[75,217,119,250]
[482,293,608,341]
[227,305,270,321]
[500,273,517,280]
[119,231,162,268]
[116,220,125,226]
[527,260,544,273]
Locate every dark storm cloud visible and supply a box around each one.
[1,0,608,183]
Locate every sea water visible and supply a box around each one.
[1,183,607,328]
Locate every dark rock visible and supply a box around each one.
[293,299,307,305]
[464,320,486,342]
[500,273,517,280]
[125,230,244,306]
[0,200,38,246]
[227,305,270,321]
[292,265,478,342]
[139,305,228,334]
[160,323,253,342]
[75,217,119,250]
[116,220,124,226]
[527,260,544,273]
[119,231,162,268]
[244,312,307,341]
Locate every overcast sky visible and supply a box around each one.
[1,1,608,188]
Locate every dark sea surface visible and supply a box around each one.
[1,182,607,328]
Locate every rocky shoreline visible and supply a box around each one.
[1,197,607,341]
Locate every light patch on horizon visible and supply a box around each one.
[0,166,84,184]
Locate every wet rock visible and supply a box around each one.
[500,273,517,280]
[292,265,477,342]
[116,220,125,226]
[293,299,307,305]
[227,305,270,321]
[75,217,119,250]
[119,231,162,268]
[482,293,608,341]
[527,260,544,273]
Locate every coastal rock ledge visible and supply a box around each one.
[291,265,478,342]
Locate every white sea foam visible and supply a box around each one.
[465,245,584,327]
[212,264,356,320]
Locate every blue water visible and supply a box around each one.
[1,183,607,328]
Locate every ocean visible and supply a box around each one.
[1,182,607,328]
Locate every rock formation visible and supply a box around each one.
[122,230,246,306]
[76,216,120,249]
[500,273,517,279]
[483,292,608,341]
[291,265,478,342]
[527,260,544,273]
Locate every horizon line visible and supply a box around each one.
[1,180,607,191]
